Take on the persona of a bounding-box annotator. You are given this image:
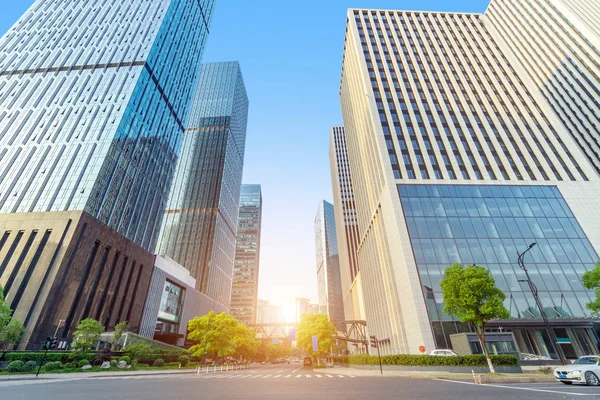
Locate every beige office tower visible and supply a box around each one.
[485,0,600,176]
[338,7,600,357]
[330,127,365,323]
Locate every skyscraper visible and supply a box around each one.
[0,0,215,251]
[485,0,600,175]
[339,7,600,357]
[157,62,248,308]
[314,201,345,328]
[329,127,363,322]
[0,0,215,348]
[231,184,263,325]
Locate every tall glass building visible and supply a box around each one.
[315,200,345,329]
[157,62,248,308]
[338,6,600,358]
[0,0,215,251]
[231,184,263,325]
[0,0,216,348]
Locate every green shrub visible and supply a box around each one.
[119,356,131,364]
[4,351,96,364]
[110,360,118,367]
[78,359,90,367]
[334,354,519,367]
[62,362,74,369]
[153,358,165,367]
[6,360,25,372]
[23,361,38,372]
[179,355,191,367]
[43,361,63,371]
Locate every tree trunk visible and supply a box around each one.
[474,323,495,374]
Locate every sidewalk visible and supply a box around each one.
[0,364,258,382]
[323,366,556,383]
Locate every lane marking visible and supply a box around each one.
[274,375,281,378]
[338,375,345,378]
[262,375,272,378]
[316,374,323,378]
[306,375,311,378]
[326,374,333,378]
[434,379,596,397]
[296,374,302,378]
[284,374,292,378]
[250,375,262,379]
[292,367,303,373]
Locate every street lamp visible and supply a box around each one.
[517,243,566,365]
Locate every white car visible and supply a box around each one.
[429,349,458,356]
[555,356,600,385]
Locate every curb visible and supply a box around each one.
[478,375,556,384]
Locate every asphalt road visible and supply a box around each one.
[2,364,600,400]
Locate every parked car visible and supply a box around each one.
[430,349,459,357]
[303,357,313,367]
[555,356,600,385]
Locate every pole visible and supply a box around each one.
[376,341,383,375]
[518,244,567,365]
[36,349,48,378]
[53,319,64,338]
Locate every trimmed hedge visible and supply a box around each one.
[334,354,519,367]
[5,352,96,364]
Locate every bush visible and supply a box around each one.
[110,360,118,367]
[23,361,38,372]
[63,362,74,369]
[334,354,519,367]
[119,356,131,364]
[6,360,25,372]
[78,359,90,367]
[44,361,63,371]
[539,366,553,374]
[153,358,165,367]
[179,355,191,367]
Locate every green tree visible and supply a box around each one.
[188,312,247,359]
[440,263,509,373]
[124,343,152,363]
[0,286,25,350]
[582,261,600,315]
[72,318,104,351]
[233,324,259,360]
[266,343,290,360]
[111,321,130,351]
[296,314,337,362]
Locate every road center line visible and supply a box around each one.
[434,379,595,397]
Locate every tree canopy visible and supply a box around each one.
[0,285,25,350]
[296,313,337,357]
[188,312,258,360]
[440,263,509,373]
[111,321,130,350]
[582,261,600,316]
[72,318,104,351]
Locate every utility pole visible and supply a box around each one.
[517,243,567,365]
[370,335,383,375]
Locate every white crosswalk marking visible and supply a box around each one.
[262,375,272,378]
[337,375,345,378]
[250,375,262,379]
[295,374,302,378]
[316,374,322,378]
[326,374,333,378]
[274,375,281,378]
[284,374,292,378]
[305,375,311,378]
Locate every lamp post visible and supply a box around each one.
[517,243,566,365]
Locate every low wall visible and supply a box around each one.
[342,363,523,374]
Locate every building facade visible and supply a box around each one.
[339,7,600,358]
[0,0,215,349]
[330,127,364,323]
[0,0,215,252]
[256,299,270,324]
[231,184,263,325]
[485,0,600,176]
[295,297,321,322]
[315,201,345,328]
[139,256,228,347]
[156,62,249,307]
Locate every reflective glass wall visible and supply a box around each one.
[398,184,599,348]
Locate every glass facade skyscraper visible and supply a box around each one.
[0,0,215,251]
[157,62,248,307]
[315,200,345,328]
[231,184,262,325]
[337,5,600,357]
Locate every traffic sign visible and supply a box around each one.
[419,345,426,354]
[312,335,318,352]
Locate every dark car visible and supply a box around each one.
[303,357,313,367]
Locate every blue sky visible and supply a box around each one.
[1,0,489,316]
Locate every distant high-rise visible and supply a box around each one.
[231,185,263,325]
[314,201,345,328]
[329,127,363,322]
[485,0,600,175]
[339,7,600,357]
[0,0,215,349]
[295,297,321,322]
[256,299,270,324]
[157,62,248,308]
